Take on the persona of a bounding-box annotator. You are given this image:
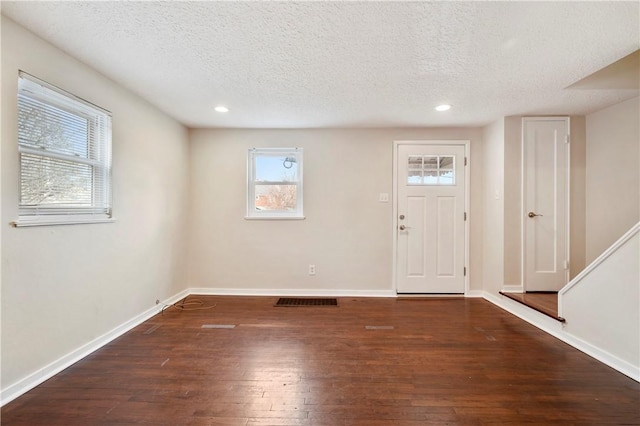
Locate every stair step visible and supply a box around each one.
[499,291,566,322]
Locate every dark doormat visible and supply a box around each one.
[274,297,338,307]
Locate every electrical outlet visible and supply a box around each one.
[379,193,389,202]
[308,264,316,275]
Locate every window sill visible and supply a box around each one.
[12,216,116,227]
[244,216,306,221]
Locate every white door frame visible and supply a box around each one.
[520,117,571,291]
[392,140,471,295]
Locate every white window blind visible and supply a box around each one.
[17,71,112,223]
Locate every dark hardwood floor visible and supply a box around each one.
[499,291,563,321]
[3,296,639,425]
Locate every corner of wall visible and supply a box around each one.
[585,97,640,264]
[481,119,505,294]
[569,116,587,278]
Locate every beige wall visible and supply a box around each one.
[586,97,640,263]
[503,116,522,286]
[1,17,190,389]
[481,119,504,294]
[187,128,484,294]
[1,10,636,404]
[570,116,587,278]
[502,115,587,287]
[561,225,639,372]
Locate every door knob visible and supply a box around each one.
[528,211,543,218]
[399,225,407,230]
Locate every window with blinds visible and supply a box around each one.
[16,71,112,225]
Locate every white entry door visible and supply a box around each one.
[523,117,570,291]
[395,143,466,294]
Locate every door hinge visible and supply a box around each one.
[464,157,467,166]
[464,267,467,276]
[565,134,570,144]
[464,212,467,221]
[564,260,569,270]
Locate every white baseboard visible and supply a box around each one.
[5,287,637,407]
[1,287,393,405]
[191,287,486,299]
[501,285,524,293]
[0,289,189,406]
[483,291,640,382]
[189,287,396,298]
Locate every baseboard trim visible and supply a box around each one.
[0,285,418,405]
[501,285,524,293]
[6,287,637,406]
[189,287,396,298]
[190,287,485,298]
[0,289,189,406]
[483,291,639,382]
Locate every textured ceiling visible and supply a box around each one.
[2,1,639,128]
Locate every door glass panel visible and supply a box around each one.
[424,170,439,184]
[439,170,454,185]
[408,156,422,169]
[423,156,438,170]
[407,155,455,185]
[439,156,454,169]
[408,170,422,184]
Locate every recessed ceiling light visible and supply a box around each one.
[435,104,451,112]
[214,106,229,113]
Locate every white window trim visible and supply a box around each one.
[246,147,305,220]
[15,71,113,227]
[12,215,115,228]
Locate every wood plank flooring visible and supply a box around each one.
[499,292,563,321]
[3,296,639,425]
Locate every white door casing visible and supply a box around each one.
[522,117,570,291]
[394,141,468,294]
